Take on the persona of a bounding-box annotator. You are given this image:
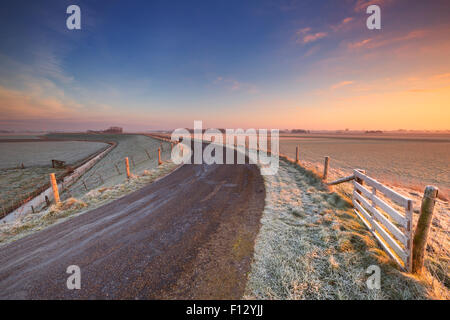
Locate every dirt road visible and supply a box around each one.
[0,144,265,299]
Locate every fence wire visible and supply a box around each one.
[1,140,173,218]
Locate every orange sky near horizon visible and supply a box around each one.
[0,1,449,132]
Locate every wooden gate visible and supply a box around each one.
[352,170,413,271]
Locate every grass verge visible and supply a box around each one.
[245,159,448,299]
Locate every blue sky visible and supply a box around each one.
[1,0,449,131]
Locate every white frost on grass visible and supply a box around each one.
[62,134,172,200]
[0,141,108,169]
[302,160,449,298]
[245,159,433,300]
[0,161,179,246]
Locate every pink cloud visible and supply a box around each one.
[297,27,311,35]
[303,32,328,43]
[213,76,258,94]
[347,29,428,50]
[432,73,450,80]
[348,38,373,49]
[0,85,78,120]
[331,81,355,90]
[296,27,328,44]
[331,17,355,32]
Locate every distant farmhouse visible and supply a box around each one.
[103,126,123,133]
[87,126,123,134]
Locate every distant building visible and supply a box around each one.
[103,126,123,134]
[86,127,123,134]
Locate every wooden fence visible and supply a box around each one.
[351,169,413,271]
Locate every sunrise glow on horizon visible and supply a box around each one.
[0,0,449,132]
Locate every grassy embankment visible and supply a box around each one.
[0,134,177,244]
[0,161,179,245]
[0,140,109,216]
[245,157,448,300]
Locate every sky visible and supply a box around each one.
[0,0,449,131]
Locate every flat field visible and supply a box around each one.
[279,133,450,197]
[44,133,172,200]
[0,139,110,213]
[0,141,108,169]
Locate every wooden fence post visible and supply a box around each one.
[406,199,413,272]
[323,156,330,180]
[412,186,438,274]
[354,169,365,201]
[295,146,299,163]
[125,157,131,178]
[49,173,60,204]
[158,148,162,165]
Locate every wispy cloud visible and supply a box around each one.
[331,80,355,90]
[213,76,258,94]
[297,15,355,46]
[33,48,74,84]
[304,45,320,57]
[347,38,373,49]
[296,27,328,44]
[0,84,81,121]
[347,29,428,50]
[331,17,355,32]
[432,72,450,80]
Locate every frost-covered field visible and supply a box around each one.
[0,141,108,169]
[47,134,173,200]
[0,135,42,140]
[279,135,450,198]
[245,159,448,300]
[0,140,109,213]
[0,133,172,216]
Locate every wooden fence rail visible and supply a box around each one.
[352,169,413,271]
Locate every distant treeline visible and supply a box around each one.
[183,129,311,134]
[289,129,311,134]
[365,130,383,134]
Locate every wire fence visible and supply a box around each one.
[0,167,72,219]
[62,141,173,200]
[0,140,173,219]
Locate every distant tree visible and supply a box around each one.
[291,129,310,134]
